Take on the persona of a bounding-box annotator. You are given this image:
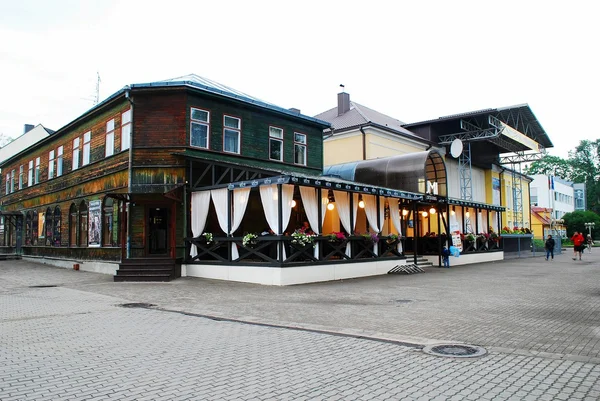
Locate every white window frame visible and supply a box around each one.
[223,115,241,154]
[48,150,55,179]
[293,132,307,166]
[73,137,80,170]
[19,165,23,190]
[121,109,131,151]
[10,170,14,193]
[5,173,9,195]
[82,131,91,166]
[190,107,210,149]
[57,146,63,177]
[28,160,33,186]
[105,119,115,157]
[34,157,40,184]
[268,126,284,162]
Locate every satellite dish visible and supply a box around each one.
[450,139,463,158]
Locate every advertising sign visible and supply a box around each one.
[88,200,101,247]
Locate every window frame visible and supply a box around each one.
[121,109,131,151]
[222,115,241,154]
[48,149,55,179]
[34,157,40,184]
[268,126,284,162]
[293,132,307,166]
[105,119,115,157]
[57,146,63,177]
[10,169,15,193]
[82,131,91,166]
[73,137,80,170]
[28,160,33,186]
[19,165,24,189]
[190,107,210,149]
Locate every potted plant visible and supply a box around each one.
[291,229,316,247]
[242,233,258,247]
[361,232,380,244]
[386,233,400,245]
[326,231,347,243]
[201,232,213,245]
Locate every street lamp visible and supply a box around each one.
[584,222,595,237]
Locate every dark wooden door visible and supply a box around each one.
[148,207,168,255]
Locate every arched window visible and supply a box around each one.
[45,207,53,246]
[53,206,61,247]
[69,204,78,247]
[102,197,118,246]
[79,201,88,247]
[25,211,32,246]
[32,210,38,246]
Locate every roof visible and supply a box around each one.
[314,101,423,139]
[131,74,330,128]
[531,207,553,225]
[403,104,553,149]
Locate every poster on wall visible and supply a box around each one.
[492,177,501,205]
[451,232,463,252]
[88,200,102,247]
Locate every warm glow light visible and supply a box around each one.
[291,200,297,207]
[358,200,365,208]
[429,207,436,214]
[450,210,455,215]
[465,211,470,218]
[402,209,408,216]
[327,203,335,211]
[422,211,428,217]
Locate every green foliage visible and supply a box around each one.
[562,210,600,238]
[525,155,571,178]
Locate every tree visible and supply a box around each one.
[525,155,572,178]
[562,210,600,238]
[0,133,13,148]
[568,139,600,214]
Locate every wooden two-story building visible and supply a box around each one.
[0,74,330,281]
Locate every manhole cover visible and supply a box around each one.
[29,285,58,288]
[394,299,413,304]
[118,303,156,308]
[423,344,487,358]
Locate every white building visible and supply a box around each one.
[0,124,53,164]
[529,174,574,219]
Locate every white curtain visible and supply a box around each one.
[363,194,384,255]
[491,211,498,232]
[190,191,211,258]
[334,190,358,256]
[211,188,250,260]
[477,211,484,234]
[300,186,326,258]
[388,198,403,253]
[260,184,294,260]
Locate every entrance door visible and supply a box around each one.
[148,207,168,255]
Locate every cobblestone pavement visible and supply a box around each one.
[1,250,599,400]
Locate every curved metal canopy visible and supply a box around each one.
[323,150,447,197]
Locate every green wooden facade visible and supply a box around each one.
[0,76,329,265]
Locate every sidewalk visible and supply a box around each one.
[2,249,600,362]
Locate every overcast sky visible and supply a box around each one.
[1,0,598,158]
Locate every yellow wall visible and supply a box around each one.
[500,172,532,230]
[323,135,363,165]
[365,132,425,159]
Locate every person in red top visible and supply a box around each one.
[571,231,585,261]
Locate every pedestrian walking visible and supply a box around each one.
[587,234,593,253]
[571,231,585,261]
[442,246,450,268]
[544,234,555,261]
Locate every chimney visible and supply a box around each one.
[337,92,350,116]
[288,107,301,114]
[23,124,35,134]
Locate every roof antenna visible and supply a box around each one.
[94,72,101,105]
[340,84,345,93]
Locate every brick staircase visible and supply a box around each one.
[114,258,181,282]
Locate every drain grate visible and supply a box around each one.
[423,344,487,358]
[118,303,156,308]
[29,285,58,288]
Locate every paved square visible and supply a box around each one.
[1,250,599,399]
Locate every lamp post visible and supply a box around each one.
[584,222,595,237]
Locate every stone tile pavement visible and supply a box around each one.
[1,249,599,400]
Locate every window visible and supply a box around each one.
[79,201,88,247]
[19,165,23,189]
[57,146,63,177]
[53,206,61,247]
[269,126,283,161]
[32,210,38,245]
[10,170,15,193]
[28,160,33,186]
[35,157,40,184]
[190,108,210,149]
[530,187,537,205]
[5,173,8,195]
[103,197,115,246]
[106,119,115,157]
[294,132,307,165]
[69,203,77,247]
[73,137,80,170]
[83,131,91,166]
[25,212,32,246]
[121,109,131,151]
[45,208,53,246]
[48,150,55,179]
[223,115,240,154]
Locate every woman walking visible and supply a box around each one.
[544,235,555,261]
[571,231,585,261]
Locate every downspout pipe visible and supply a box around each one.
[125,88,134,259]
[359,125,367,160]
